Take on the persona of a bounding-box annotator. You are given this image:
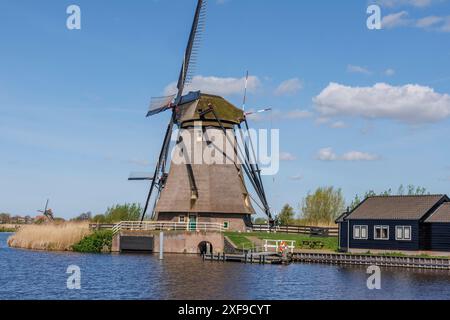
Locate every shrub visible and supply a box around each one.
[72,230,113,253]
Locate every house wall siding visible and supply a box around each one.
[338,221,348,251]
[425,223,450,252]
[348,220,419,251]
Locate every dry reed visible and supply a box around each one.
[7,222,91,251]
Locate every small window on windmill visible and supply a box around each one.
[244,195,251,208]
[223,221,230,229]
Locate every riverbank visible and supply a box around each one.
[0,224,19,232]
[7,222,91,251]
[225,232,338,251]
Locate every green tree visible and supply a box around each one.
[301,187,345,225]
[72,212,92,221]
[104,203,142,223]
[277,204,295,226]
[350,185,429,210]
[92,214,106,223]
[0,213,10,224]
[253,217,268,225]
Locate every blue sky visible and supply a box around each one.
[0,0,449,219]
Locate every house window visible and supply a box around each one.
[396,226,412,241]
[179,215,186,223]
[223,221,230,230]
[374,226,389,240]
[353,225,368,240]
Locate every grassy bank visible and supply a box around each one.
[72,230,113,253]
[225,232,338,251]
[0,224,18,232]
[7,222,91,251]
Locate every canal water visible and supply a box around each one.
[1,233,450,300]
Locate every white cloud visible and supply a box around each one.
[347,65,371,75]
[340,151,380,161]
[316,148,337,161]
[280,152,297,161]
[384,68,396,76]
[315,117,331,125]
[440,16,450,32]
[313,82,450,124]
[274,78,303,96]
[380,11,450,32]
[316,148,380,162]
[377,0,436,8]
[416,15,444,27]
[164,75,260,96]
[382,11,411,28]
[330,121,348,129]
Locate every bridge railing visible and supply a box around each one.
[111,221,225,235]
[263,239,296,254]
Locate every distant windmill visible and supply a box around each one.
[38,199,54,221]
[130,0,274,230]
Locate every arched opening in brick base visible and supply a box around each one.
[198,241,213,255]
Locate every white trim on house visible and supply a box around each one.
[395,226,412,241]
[374,225,389,240]
[353,225,368,240]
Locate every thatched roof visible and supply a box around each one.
[155,127,254,216]
[177,93,245,128]
[155,163,254,215]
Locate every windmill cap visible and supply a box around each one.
[177,91,245,128]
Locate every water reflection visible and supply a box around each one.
[1,233,450,300]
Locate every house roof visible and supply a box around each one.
[345,195,447,221]
[335,211,351,223]
[425,203,450,223]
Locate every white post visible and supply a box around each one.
[159,231,164,260]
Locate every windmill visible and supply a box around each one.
[37,199,54,221]
[134,0,274,230]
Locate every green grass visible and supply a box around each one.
[72,230,113,253]
[226,233,254,250]
[225,232,338,251]
[0,227,17,233]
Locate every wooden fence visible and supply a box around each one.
[89,222,339,237]
[252,224,338,237]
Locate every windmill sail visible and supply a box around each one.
[176,0,207,99]
[140,0,208,221]
[147,94,176,117]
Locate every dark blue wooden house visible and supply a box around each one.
[336,195,450,254]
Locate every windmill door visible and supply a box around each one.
[189,214,198,231]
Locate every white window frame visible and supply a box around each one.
[374,225,389,240]
[179,215,187,223]
[353,225,368,240]
[223,221,230,230]
[395,226,412,241]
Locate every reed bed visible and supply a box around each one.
[7,222,91,251]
